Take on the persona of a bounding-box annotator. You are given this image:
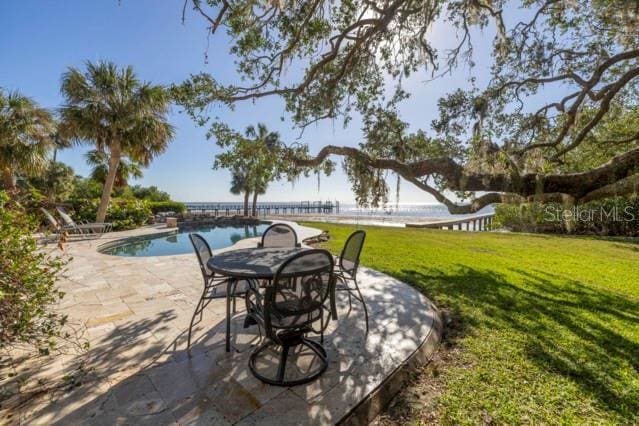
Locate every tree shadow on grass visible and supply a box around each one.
[394,266,639,420]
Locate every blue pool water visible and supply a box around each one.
[100,223,271,257]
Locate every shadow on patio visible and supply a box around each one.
[19,267,436,424]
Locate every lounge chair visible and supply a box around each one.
[56,206,112,238]
[40,208,68,242]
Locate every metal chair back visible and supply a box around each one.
[338,230,366,278]
[264,249,333,334]
[259,223,300,248]
[189,233,213,281]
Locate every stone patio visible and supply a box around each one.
[3,222,441,425]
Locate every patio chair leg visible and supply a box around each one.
[276,345,290,382]
[257,323,264,341]
[353,278,369,333]
[345,291,353,316]
[248,335,328,386]
[199,293,207,321]
[201,279,214,321]
[320,311,324,344]
[303,338,328,364]
[187,298,204,353]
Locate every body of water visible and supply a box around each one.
[337,203,494,219]
[184,201,494,220]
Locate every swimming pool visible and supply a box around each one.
[99,223,271,257]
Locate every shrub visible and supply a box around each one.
[69,178,103,200]
[493,203,560,233]
[68,198,152,230]
[21,162,77,203]
[0,192,66,353]
[106,198,153,229]
[147,200,186,214]
[494,195,639,236]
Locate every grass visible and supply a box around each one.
[301,222,639,425]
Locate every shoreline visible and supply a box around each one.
[263,214,456,228]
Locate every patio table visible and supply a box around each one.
[208,247,336,352]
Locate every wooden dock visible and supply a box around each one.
[185,201,339,217]
[406,213,494,231]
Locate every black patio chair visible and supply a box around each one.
[244,249,334,386]
[257,223,301,248]
[187,233,256,352]
[334,230,368,333]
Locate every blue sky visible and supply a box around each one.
[0,1,496,204]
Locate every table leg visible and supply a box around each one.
[226,278,235,352]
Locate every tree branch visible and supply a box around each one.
[295,144,639,209]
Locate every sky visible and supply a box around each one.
[0,1,497,204]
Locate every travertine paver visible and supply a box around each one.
[2,222,439,425]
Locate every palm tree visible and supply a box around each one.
[59,61,174,222]
[229,169,251,216]
[251,181,267,217]
[245,122,280,154]
[0,90,56,192]
[245,123,281,216]
[85,149,143,188]
[46,132,72,201]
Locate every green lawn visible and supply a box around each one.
[302,222,639,424]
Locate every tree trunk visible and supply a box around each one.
[2,166,15,192]
[252,191,258,217]
[96,145,121,223]
[243,190,250,216]
[47,148,58,202]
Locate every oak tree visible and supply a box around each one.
[175,0,639,213]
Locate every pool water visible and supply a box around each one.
[100,223,271,257]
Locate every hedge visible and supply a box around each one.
[493,195,639,236]
[147,200,186,214]
[68,198,152,230]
